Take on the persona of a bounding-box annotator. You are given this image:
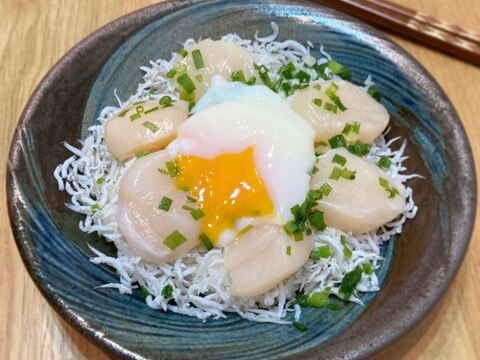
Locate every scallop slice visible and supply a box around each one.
[288,79,389,143]
[311,148,406,234]
[172,39,258,100]
[117,150,201,264]
[105,100,188,162]
[224,224,313,297]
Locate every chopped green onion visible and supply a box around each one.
[367,87,382,102]
[291,293,309,307]
[177,73,196,94]
[191,49,205,70]
[319,245,333,258]
[190,208,205,220]
[135,150,149,158]
[96,177,106,185]
[378,156,392,170]
[162,284,174,299]
[133,101,146,105]
[308,292,329,308]
[347,141,370,156]
[238,224,254,236]
[309,210,326,231]
[188,101,196,112]
[166,161,178,177]
[163,230,187,251]
[118,109,129,117]
[325,82,347,112]
[283,221,298,235]
[295,70,310,83]
[246,76,256,85]
[286,246,292,256]
[328,134,346,149]
[326,60,352,80]
[199,233,213,251]
[363,263,374,275]
[343,245,352,259]
[325,82,339,97]
[329,166,343,181]
[339,267,362,300]
[159,95,173,107]
[142,121,159,133]
[352,122,361,134]
[294,232,304,242]
[166,68,177,78]
[311,166,319,175]
[144,106,160,115]
[179,91,195,101]
[313,84,322,91]
[254,63,275,91]
[231,70,246,83]
[158,196,173,212]
[340,235,347,245]
[292,321,308,332]
[312,98,323,107]
[379,177,399,198]
[181,205,195,211]
[332,153,347,166]
[139,285,150,299]
[319,183,332,197]
[178,49,188,58]
[91,203,101,213]
[186,195,197,203]
[324,102,338,113]
[341,168,356,180]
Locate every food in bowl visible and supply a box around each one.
[54,24,417,327]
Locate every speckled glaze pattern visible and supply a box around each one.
[6,0,476,359]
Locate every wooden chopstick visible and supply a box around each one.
[316,0,480,66]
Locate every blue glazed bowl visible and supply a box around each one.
[7,0,476,359]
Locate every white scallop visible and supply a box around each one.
[172,39,258,100]
[224,224,314,297]
[105,100,188,162]
[310,148,406,234]
[117,150,200,264]
[288,79,389,143]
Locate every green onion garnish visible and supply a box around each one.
[340,235,347,245]
[339,267,362,300]
[162,284,174,299]
[379,177,399,198]
[363,263,374,275]
[246,76,256,85]
[308,292,329,308]
[309,210,326,231]
[292,322,308,332]
[324,102,338,113]
[326,60,352,80]
[325,82,339,97]
[343,245,352,259]
[295,70,310,83]
[142,121,159,133]
[139,285,150,299]
[186,195,197,203]
[332,153,347,166]
[166,68,177,78]
[144,106,160,115]
[311,166,319,175]
[352,122,361,134]
[367,87,382,102]
[118,109,129,117]
[294,232,304,242]
[319,245,333,258]
[319,183,332,197]
[378,156,392,170]
[329,166,343,181]
[328,134,346,149]
[312,98,323,107]
[190,208,205,220]
[178,49,188,58]
[181,205,195,211]
[91,203,100,213]
[329,303,341,311]
[158,196,173,212]
[96,177,106,185]
[325,82,347,112]
[255,63,275,91]
[177,73,196,94]
[188,101,196,112]
[166,161,178,177]
[159,96,173,107]
[231,70,247,83]
[135,150,149,158]
[180,91,195,101]
[192,49,205,70]
[313,84,322,91]
[283,221,298,235]
[347,141,370,156]
[341,168,356,180]
[238,224,254,236]
[163,230,187,251]
[286,246,292,256]
[199,233,213,251]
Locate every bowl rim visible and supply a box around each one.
[6,0,476,359]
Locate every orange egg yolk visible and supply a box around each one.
[175,147,274,243]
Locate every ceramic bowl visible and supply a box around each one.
[7,0,476,359]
